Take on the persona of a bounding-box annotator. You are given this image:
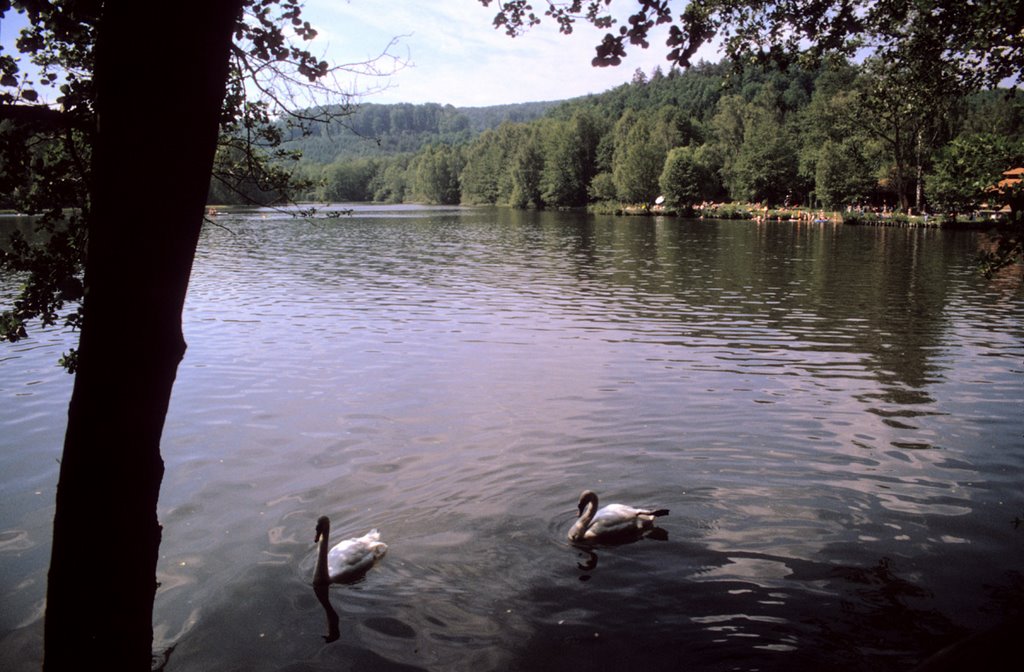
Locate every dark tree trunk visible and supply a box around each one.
[43,2,244,670]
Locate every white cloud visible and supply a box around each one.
[302,1,722,106]
[1,1,723,108]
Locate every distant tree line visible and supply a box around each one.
[257,59,1023,218]
[277,100,558,163]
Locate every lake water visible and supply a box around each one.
[1,205,1022,671]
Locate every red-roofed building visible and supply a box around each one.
[989,167,1023,219]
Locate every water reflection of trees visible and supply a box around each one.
[541,212,990,415]
[202,209,1006,410]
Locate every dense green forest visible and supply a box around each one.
[212,59,1024,219]
[280,100,561,162]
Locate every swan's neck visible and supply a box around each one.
[314,530,330,585]
[580,498,596,527]
[569,498,597,540]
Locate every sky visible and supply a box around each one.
[0,2,722,108]
[279,1,722,107]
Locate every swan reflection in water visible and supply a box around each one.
[310,516,388,642]
[573,527,669,577]
[313,583,341,642]
[567,490,670,579]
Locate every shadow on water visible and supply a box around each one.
[151,489,1023,672]
[160,560,429,672]
[151,529,1024,672]
[509,545,1023,672]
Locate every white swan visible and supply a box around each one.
[567,490,669,543]
[313,516,387,585]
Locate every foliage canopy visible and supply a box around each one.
[0,0,401,363]
[480,1,1023,90]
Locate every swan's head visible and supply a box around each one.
[315,516,330,542]
[577,490,598,514]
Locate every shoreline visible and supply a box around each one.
[600,203,1011,230]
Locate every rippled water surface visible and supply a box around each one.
[2,206,1022,671]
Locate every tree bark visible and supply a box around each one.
[915,128,924,212]
[43,2,244,670]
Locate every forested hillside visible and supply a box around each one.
[215,59,1023,219]
[279,101,560,163]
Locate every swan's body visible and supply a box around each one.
[313,516,387,585]
[567,490,669,543]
